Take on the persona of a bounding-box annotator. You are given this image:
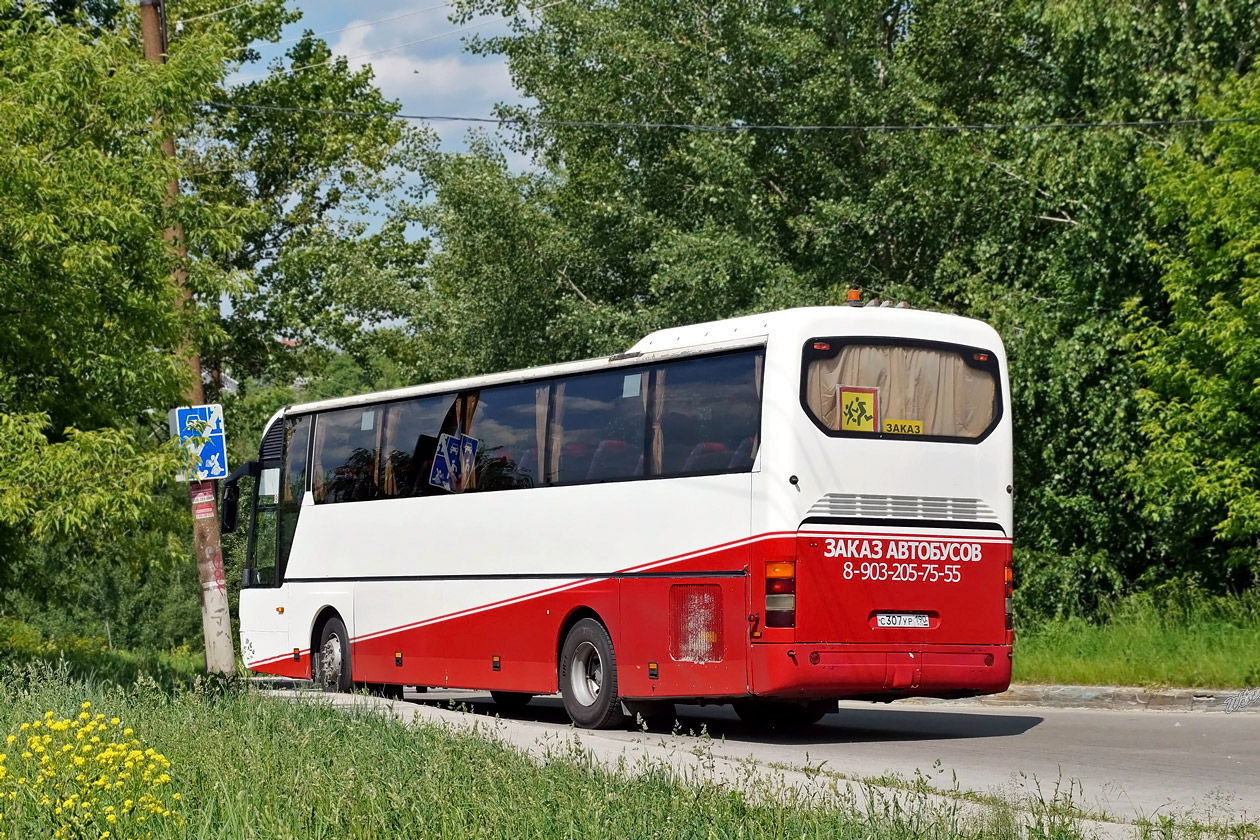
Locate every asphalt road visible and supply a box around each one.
[390,689,1259,825]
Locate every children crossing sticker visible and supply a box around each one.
[837,386,879,433]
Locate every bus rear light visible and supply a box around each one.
[813,342,831,351]
[765,594,796,611]
[1004,555,1014,631]
[765,609,796,627]
[764,560,796,628]
[766,578,796,595]
[765,561,795,578]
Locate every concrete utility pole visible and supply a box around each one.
[140,0,236,676]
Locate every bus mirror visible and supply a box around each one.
[219,460,260,535]
[221,481,240,534]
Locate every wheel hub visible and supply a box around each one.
[569,640,602,707]
[319,634,343,688]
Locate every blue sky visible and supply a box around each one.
[222,1,529,155]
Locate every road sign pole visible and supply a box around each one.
[142,0,235,677]
[190,481,235,675]
[171,406,235,677]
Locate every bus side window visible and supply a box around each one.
[649,350,763,477]
[466,382,546,492]
[312,408,382,504]
[380,394,456,499]
[550,368,648,485]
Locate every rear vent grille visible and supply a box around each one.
[260,421,285,465]
[807,493,998,522]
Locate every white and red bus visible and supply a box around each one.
[224,304,1014,728]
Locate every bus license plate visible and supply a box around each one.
[876,613,929,628]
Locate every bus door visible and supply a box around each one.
[238,464,292,669]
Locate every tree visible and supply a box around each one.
[0,4,240,603]
[180,22,432,390]
[426,0,1260,607]
[1131,69,1260,586]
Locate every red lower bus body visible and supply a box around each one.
[251,528,1012,704]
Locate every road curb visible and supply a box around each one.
[901,683,1259,712]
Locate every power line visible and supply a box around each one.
[176,0,259,25]
[198,101,1260,134]
[272,2,456,47]
[285,0,571,75]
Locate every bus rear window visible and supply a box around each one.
[801,339,1000,442]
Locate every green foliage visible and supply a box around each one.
[0,414,181,543]
[1015,585,1260,687]
[0,0,436,650]
[423,0,1260,591]
[1131,70,1260,581]
[0,672,1117,839]
[0,620,203,690]
[1012,548,1127,624]
[184,23,431,387]
[0,6,240,609]
[0,5,237,430]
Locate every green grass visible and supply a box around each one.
[1014,589,1260,688]
[0,617,204,692]
[0,667,1109,840]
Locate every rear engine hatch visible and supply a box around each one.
[795,528,1010,645]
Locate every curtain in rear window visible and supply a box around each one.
[804,343,997,440]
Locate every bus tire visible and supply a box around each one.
[490,691,534,713]
[313,616,352,693]
[559,618,626,729]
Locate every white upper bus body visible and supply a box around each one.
[239,305,1013,709]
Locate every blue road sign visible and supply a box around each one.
[169,404,229,481]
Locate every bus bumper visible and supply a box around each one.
[748,643,1012,700]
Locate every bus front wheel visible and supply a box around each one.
[559,618,626,729]
[313,616,352,693]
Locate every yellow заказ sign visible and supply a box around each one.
[837,386,879,432]
[883,419,923,435]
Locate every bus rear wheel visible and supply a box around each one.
[559,618,626,729]
[313,616,352,693]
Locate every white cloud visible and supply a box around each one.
[330,15,520,108]
[232,5,536,168]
